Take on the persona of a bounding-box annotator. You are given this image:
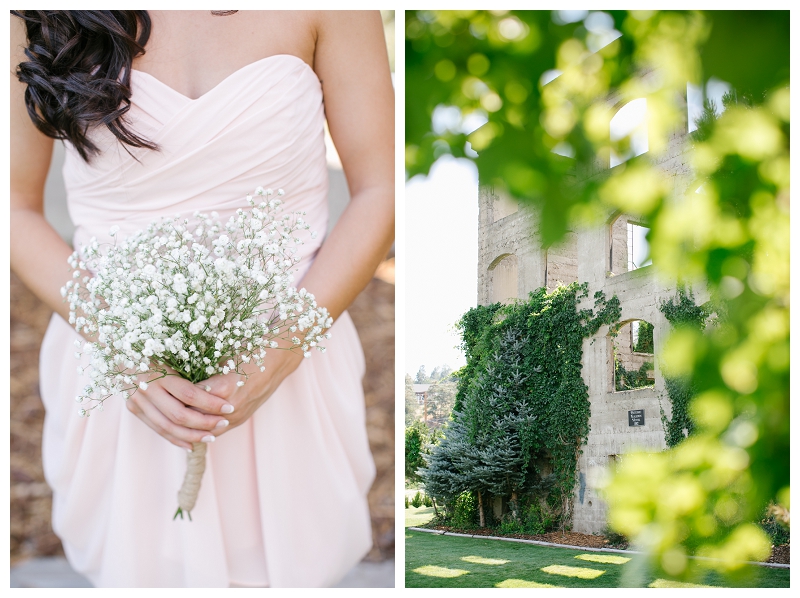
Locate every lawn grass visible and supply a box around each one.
[405,505,436,528]
[405,527,790,588]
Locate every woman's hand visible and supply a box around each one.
[125,374,236,450]
[199,349,305,437]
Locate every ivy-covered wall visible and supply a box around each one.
[659,287,711,448]
[420,283,620,531]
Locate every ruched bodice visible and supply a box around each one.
[64,55,328,267]
[40,55,375,588]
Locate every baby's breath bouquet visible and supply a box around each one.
[62,187,332,519]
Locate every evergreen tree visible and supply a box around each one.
[418,416,469,516]
[405,420,429,484]
[460,328,538,523]
[421,327,540,527]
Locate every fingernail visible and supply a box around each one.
[221,404,234,414]
[187,448,193,453]
[201,435,215,443]
[215,419,229,429]
[205,385,211,392]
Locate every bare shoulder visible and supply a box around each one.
[312,11,387,74]
[314,10,383,31]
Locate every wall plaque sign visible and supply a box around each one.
[628,409,645,427]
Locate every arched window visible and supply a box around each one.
[610,98,648,167]
[488,253,518,304]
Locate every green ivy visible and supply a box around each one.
[659,287,711,447]
[633,321,654,353]
[453,302,502,413]
[614,357,654,391]
[421,282,620,530]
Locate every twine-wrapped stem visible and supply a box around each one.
[173,442,207,520]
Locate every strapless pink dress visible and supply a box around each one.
[39,55,376,588]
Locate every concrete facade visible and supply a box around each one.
[476,92,703,533]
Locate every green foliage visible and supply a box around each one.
[406,10,787,243]
[424,494,433,507]
[451,491,479,529]
[614,358,653,391]
[690,98,721,144]
[421,283,620,530]
[416,418,467,507]
[759,510,789,547]
[660,287,710,330]
[632,321,654,353]
[659,289,711,447]
[405,421,438,483]
[661,377,695,448]
[405,495,409,509]
[601,524,629,549]
[412,491,424,508]
[453,302,501,413]
[498,499,558,536]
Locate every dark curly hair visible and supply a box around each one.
[12,10,157,161]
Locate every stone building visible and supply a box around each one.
[475,82,706,533]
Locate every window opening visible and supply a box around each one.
[626,222,651,271]
[610,98,648,167]
[612,319,655,392]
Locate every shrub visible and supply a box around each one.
[497,517,524,535]
[423,494,433,507]
[520,500,556,535]
[405,496,409,509]
[405,422,428,484]
[411,491,423,508]
[602,524,628,548]
[760,513,790,546]
[451,491,478,529]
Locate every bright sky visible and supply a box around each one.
[405,157,478,376]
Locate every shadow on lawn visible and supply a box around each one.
[405,528,790,589]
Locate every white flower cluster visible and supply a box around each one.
[63,187,332,415]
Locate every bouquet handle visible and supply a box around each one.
[174,442,207,520]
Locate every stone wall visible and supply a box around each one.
[478,185,542,306]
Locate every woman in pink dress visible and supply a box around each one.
[10,11,394,588]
